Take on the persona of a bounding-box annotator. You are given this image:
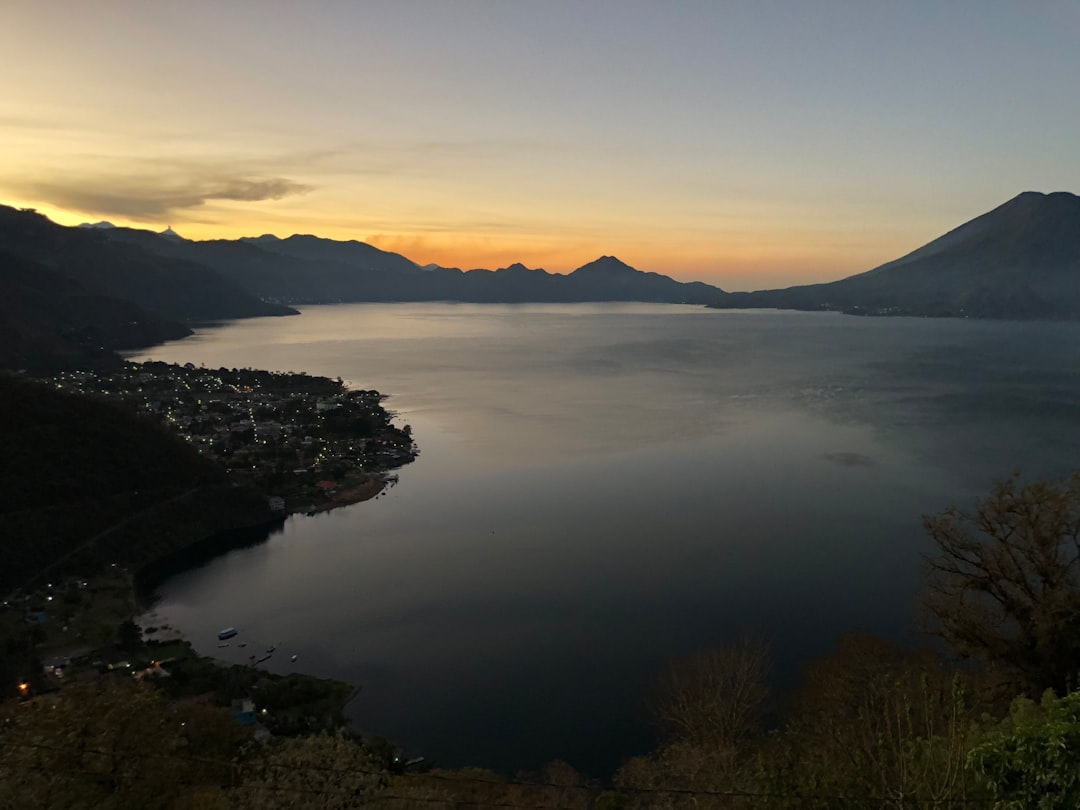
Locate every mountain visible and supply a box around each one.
[0,205,720,369]
[241,233,421,274]
[101,229,724,304]
[0,205,296,369]
[565,256,720,302]
[0,249,190,370]
[1,205,295,322]
[104,228,432,304]
[708,191,1080,319]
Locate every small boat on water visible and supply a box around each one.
[291,654,298,662]
[256,654,272,664]
[217,642,230,648]
[266,645,276,653]
[218,627,238,640]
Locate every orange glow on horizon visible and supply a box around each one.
[11,197,900,291]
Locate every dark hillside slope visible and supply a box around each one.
[0,206,295,321]
[709,191,1080,319]
[565,256,719,302]
[243,233,421,274]
[0,250,190,371]
[0,375,223,513]
[106,227,428,303]
[0,374,269,593]
[104,227,725,304]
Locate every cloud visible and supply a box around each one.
[10,171,312,221]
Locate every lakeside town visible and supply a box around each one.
[49,360,418,514]
[2,564,368,749]
[1,360,421,756]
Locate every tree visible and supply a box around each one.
[969,689,1080,810]
[616,634,771,795]
[227,732,388,809]
[0,680,242,809]
[921,472,1080,695]
[651,633,771,750]
[776,633,986,808]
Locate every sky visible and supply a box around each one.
[2,1,1079,290]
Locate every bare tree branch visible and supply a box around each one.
[921,471,1080,695]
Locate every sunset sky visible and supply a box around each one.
[3,1,1078,290]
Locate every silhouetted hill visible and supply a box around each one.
[0,374,271,593]
[0,374,224,515]
[566,256,719,302]
[0,249,190,370]
[101,228,724,304]
[709,191,1080,319]
[242,233,422,274]
[0,206,294,321]
[0,206,297,368]
[105,227,431,304]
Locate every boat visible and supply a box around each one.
[217,627,238,640]
[217,642,230,648]
[290,654,298,662]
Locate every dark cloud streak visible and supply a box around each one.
[13,173,312,220]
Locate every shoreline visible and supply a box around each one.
[288,473,390,515]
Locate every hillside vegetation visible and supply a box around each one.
[0,373,269,594]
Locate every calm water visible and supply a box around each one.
[131,303,1080,774]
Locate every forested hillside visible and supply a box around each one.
[0,374,269,594]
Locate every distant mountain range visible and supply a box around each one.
[0,204,720,369]
[98,226,721,306]
[709,191,1080,319]
[2,190,1077,368]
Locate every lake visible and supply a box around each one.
[130,303,1080,775]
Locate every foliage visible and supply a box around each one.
[0,680,243,810]
[772,632,988,808]
[612,633,994,808]
[152,652,353,737]
[380,763,594,810]
[921,472,1080,695]
[612,634,771,799]
[227,731,389,810]
[0,680,391,809]
[969,689,1080,810]
[652,633,771,749]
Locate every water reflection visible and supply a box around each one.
[130,304,1080,774]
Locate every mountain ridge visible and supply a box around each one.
[0,204,723,367]
[0,205,295,369]
[708,191,1080,319]
[6,187,1075,370]
[98,226,724,305]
